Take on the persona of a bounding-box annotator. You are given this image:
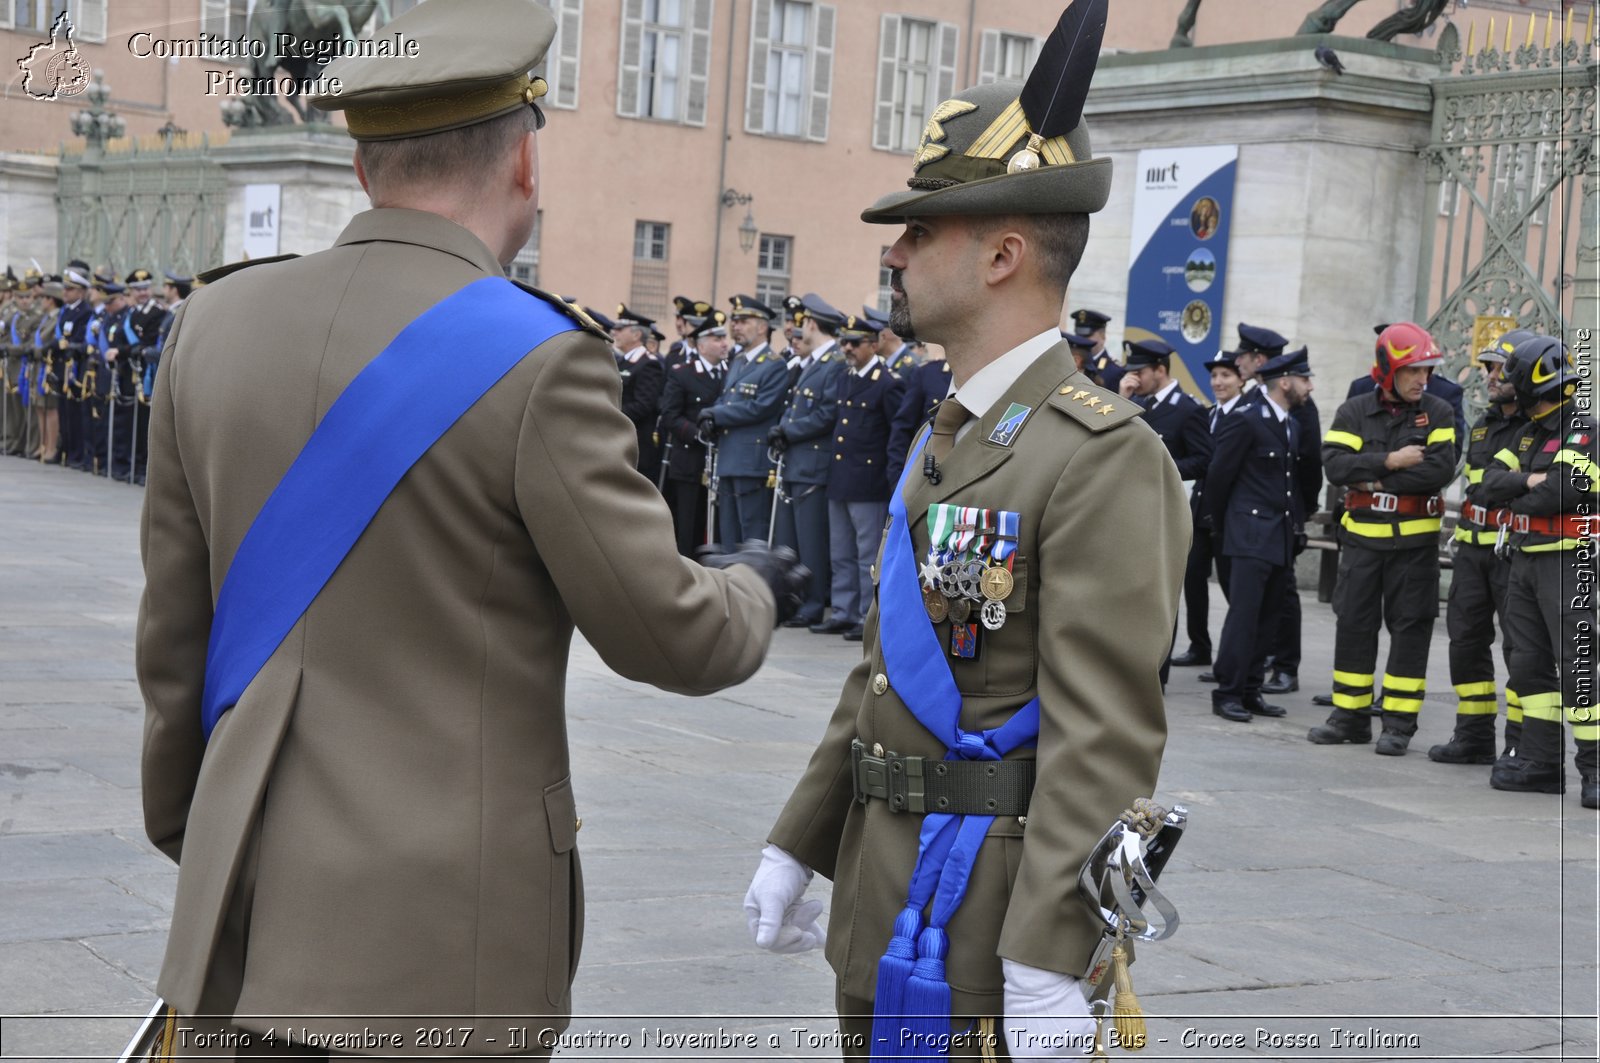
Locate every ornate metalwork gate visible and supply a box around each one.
[1416,13,1597,412]
[56,132,228,277]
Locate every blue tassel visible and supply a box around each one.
[899,926,953,1061]
[870,907,923,1062]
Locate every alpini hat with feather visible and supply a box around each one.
[861,0,1111,224]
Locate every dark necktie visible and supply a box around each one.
[927,397,971,462]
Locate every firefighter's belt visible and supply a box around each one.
[851,738,1034,815]
[1344,490,1443,517]
[1507,511,1600,538]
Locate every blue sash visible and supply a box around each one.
[200,278,577,740]
[871,427,1040,1062]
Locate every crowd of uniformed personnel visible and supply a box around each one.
[7,254,1594,806]
[0,262,192,484]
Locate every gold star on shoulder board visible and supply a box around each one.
[1099,404,1116,416]
[1074,389,1091,401]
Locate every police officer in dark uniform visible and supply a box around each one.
[867,305,918,375]
[884,347,952,486]
[1069,307,1117,389]
[700,294,790,546]
[1428,330,1536,764]
[55,267,93,470]
[612,304,665,480]
[121,269,166,484]
[98,277,145,481]
[769,296,846,627]
[1124,337,1212,480]
[659,311,730,555]
[1484,336,1598,807]
[1174,351,1248,667]
[1227,323,1286,409]
[814,307,904,640]
[1312,322,1457,754]
[663,295,704,371]
[1205,349,1314,721]
[82,276,126,476]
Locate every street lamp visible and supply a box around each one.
[70,70,126,151]
[721,188,758,254]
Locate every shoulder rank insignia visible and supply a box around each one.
[870,368,881,381]
[987,402,1033,447]
[1413,412,1430,427]
[521,284,612,341]
[196,253,300,285]
[1470,426,1487,442]
[1050,374,1143,432]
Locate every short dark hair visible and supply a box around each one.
[358,106,538,197]
[976,213,1091,292]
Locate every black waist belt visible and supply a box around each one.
[851,739,1035,816]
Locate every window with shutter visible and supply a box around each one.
[73,0,104,42]
[684,0,713,126]
[535,0,583,109]
[744,0,773,134]
[807,4,834,142]
[979,30,1040,85]
[617,0,645,118]
[872,14,901,151]
[200,0,227,36]
[934,22,959,103]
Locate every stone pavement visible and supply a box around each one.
[0,454,1595,1061]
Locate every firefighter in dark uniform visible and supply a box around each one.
[659,311,730,555]
[700,294,789,546]
[769,297,847,627]
[1206,348,1314,721]
[1311,322,1457,754]
[884,348,952,486]
[814,311,904,641]
[1428,329,1536,764]
[612,304,665,481]
[1485,336,1599,808]
[1348,324,1468,461]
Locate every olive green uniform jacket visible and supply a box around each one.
[769,343,1187,1016]
[137,208,774,1051]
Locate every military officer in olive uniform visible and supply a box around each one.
[769,295,846,626]
[815,305,904,642]
[700,292,790,546]
[137,2,802,1053]
[746,6,1187,1054]
[660,312,731,555]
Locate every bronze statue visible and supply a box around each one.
[1366,0,1450,42]
[1297,0,1367,36]
[233,0,391,127]
[1170,0,1203,48]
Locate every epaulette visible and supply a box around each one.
[1046,372,1143,431]
[196,253,299,285]
[517,283,611,341]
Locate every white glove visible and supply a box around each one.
[743,844,824,954]
[1003,959,1096,1059]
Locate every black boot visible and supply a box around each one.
[1307,709,1371,745]
[1428,715,1497,765]
[1242,692,1286,718]
[1582,774,1599,810]
[1375,711,1418,756]
[1489,756,1565,794]
[1211,692,1251,723]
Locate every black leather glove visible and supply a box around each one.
[766,424,789,452]
[697,410,717,436]
[1293,530,1309,556]
[698,541,810,627]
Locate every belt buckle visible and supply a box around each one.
[1426,495,1443,517]
[1512,514,1531,534]
[851,740,879,806]
[1370,491,1399,514]
[886,755,926,814]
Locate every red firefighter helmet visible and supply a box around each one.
[1371,322,1442,393]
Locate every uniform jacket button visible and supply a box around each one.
[872,673,888,695]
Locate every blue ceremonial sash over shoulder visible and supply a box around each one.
[870,427,1041,1063]
[199,277,577,740]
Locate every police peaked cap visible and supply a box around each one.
[1233,323,1288,356]
[1257,346,1313,380]
[1122,337,1176,369]
[799,293,846,331]
[727,294,775,319]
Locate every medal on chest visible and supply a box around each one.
[920,504,1020,658]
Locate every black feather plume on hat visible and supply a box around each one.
[1018,0,1108,141]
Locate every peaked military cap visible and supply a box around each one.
[1231,323,1288,356]
[839,314,878,342]
[692,310,728,338]
[781,294,807,327]
[585,306,617,331]
[1122,337,1175,370]
[861,306,891,331]
[62,268,90,289]
[650,326,666,342]
[672,295,698,317]
[94,278,126,295]
[125,268,154,287]
[1257,346,1312,380]
[312,0,554,141]
[861,0,1111,223]
[1071,308,1111,335]
[39,281,65,300]
[1062,331,1097,349]
[615,304,654,328]
[20,267,43,290]
[799,293,846,331]
[727,294,774,319]
[1202,350,1242,374]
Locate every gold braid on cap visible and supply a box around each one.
[966,100,1076,168]
[345,74,547,141]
